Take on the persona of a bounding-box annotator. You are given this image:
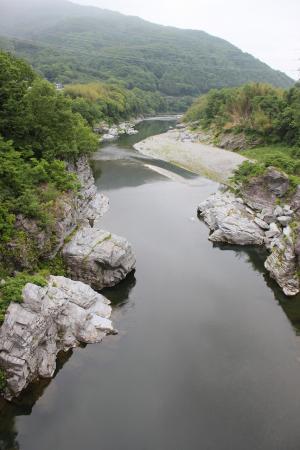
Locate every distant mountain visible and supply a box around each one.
[0,0,294,97]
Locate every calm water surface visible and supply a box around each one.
[1,120,300,450]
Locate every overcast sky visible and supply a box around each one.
[74,0,299,80]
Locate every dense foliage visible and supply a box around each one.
[0,0,293,106]
[232,146,300,189]
[65,83,168,125]
[185,83,300,146]
[0,51,97,273]
[0,273,47,323]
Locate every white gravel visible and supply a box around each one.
[134,129,247,183]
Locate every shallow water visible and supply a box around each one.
[2,120,300,450]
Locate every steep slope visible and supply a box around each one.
[0,0,294,96]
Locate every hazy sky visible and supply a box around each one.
[74,0,299,80]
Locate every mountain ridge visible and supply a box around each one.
[0,0,294,96]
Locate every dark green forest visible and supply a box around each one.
[0,0,293,105]
[0,51,98,287]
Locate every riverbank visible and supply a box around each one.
[134,128,247,183]
[0,156,136,400]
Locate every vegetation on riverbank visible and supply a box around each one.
[185,83,300,188]
[0,51,98,312]
[232,145,300,189]
[184,83,300,147]
[0,51,95,247]
[65,82,168,125]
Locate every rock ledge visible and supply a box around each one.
[198,191,299,296]
[0,276,115,400]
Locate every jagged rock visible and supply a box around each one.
[291,186,300,216]
[283,205,293,216]
[258,207,276,224]
[198,192,265,245]
[274,206,284,217]
[100,121,138,141]
[198,190,299,296]
[277,216,292,227]
[2,156,109,271]
[264,238,299,296]
[63,226,136,290]
[265,222,281,239]
[264,168,290,197]
[242,167,289,210]
[218,132,261,151]
[0,276,115,400]
[254,217,270,230]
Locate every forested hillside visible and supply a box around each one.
[185,83,300,146]
[0,0,293,102]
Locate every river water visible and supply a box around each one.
[1,119,300,450]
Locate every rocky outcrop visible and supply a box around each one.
[95,121,139,142]
[0,276,115,400]
[0,152,136,400]
[242,167,290,210]
[198,189,300,296]
[179,124,262,150]
[3,156,109,271]
[265,235,299,296]
[198,192,265,245]
[52,156,109,254]
[63,226,136,290]
[218,132,262,151]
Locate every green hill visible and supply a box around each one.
[0,0,294,99]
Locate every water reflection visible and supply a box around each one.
[0,350,73,450]
[212,242,300,334]
[102,271,136,309]
[0,271,137,449]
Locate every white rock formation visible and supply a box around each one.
[63,227,136,291]
[0,276,115,400]
[198,192,265,245]
[198,191,299,296]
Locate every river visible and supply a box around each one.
[1,119,300,450]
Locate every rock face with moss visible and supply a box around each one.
[198,171,300,296]
[4,156,109,271]
[63,226,136,291]
[0,276,115,400]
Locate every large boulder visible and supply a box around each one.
[63,226,136,290]
[264,237,300,296]
[198,192,265,245]
[0,276,115,400]
[242,167,289,210]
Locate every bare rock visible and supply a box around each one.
[63,226,136,290]
[218,132,262,151]
[198,190,299,296]
[242,167,289,211]
[265,222,281,239]
[277,216,292,227]
[264,238,299,296]
[0,276,115,400]
[291,186,300,216]
[3,156,109,271]
[254,217,270,230]
[198,192,265,245]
